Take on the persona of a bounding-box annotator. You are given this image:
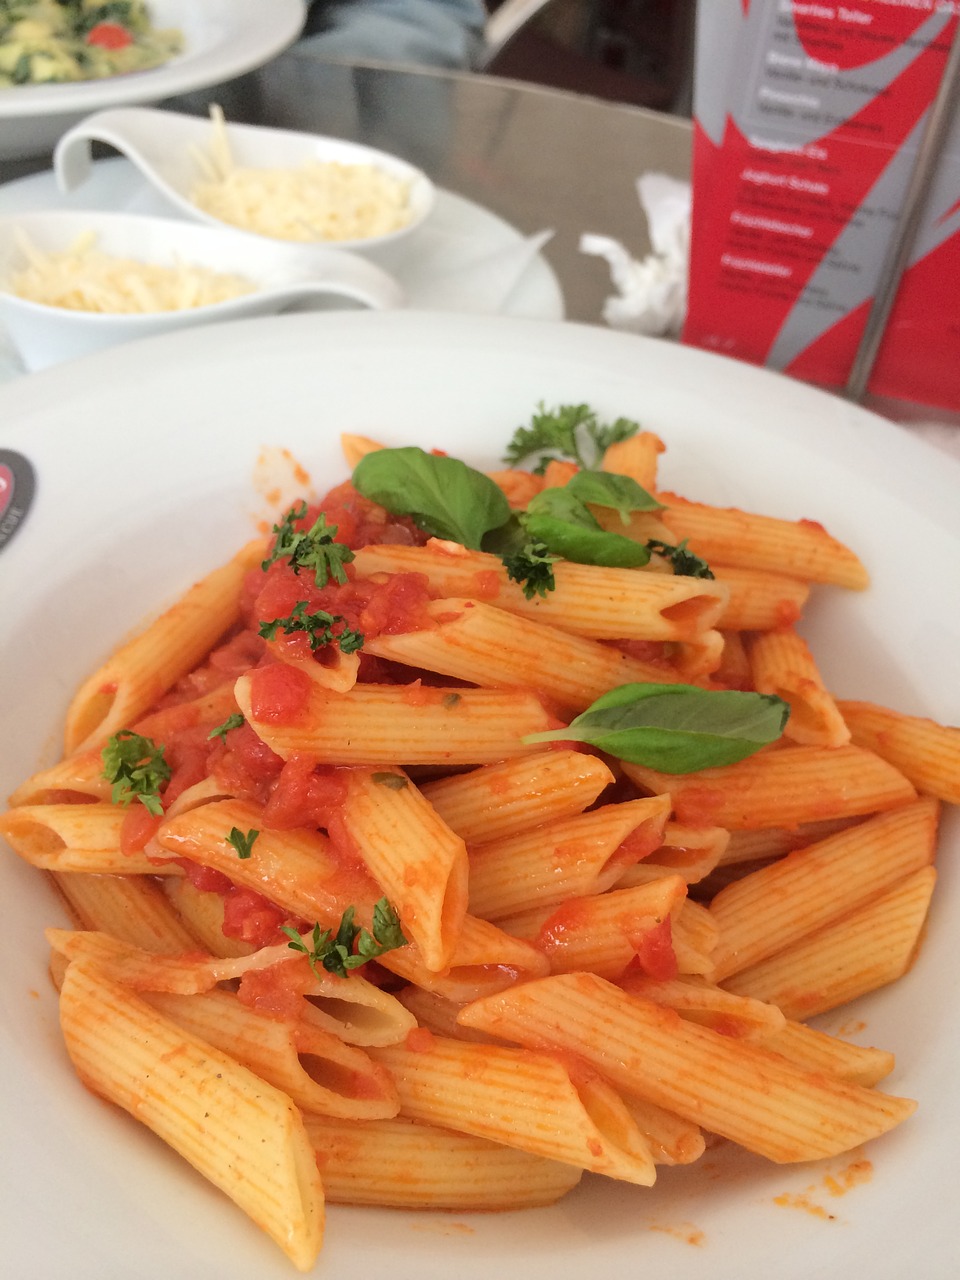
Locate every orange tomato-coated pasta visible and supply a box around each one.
[4,414,956,1272]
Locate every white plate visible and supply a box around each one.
[0,0,307,161]
[0,156,564,376]
[0,311,958,1280]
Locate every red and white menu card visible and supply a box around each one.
[683,0,960,411]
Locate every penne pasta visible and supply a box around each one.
[59,961,324,1270]
[64,539,266,754]
[745,627,850,747]
[622,743,917,829]
[838,699,960,804]
[458,972,916,1162]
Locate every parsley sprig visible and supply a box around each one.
[101,730,171,816]
[259,601,364,654]
[226,827,259,859]
[645,539,715,579]
[502,539,558,600]
[262,503,355,588]
[503,403,640,473]
[208,712,245,741]
[282,898,407,980]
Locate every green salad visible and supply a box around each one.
[0,0,182,86]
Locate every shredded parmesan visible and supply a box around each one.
[8,229,255,314]
[189,105,414,243]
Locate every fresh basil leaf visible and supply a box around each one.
[524,488,651,569]
[353,447,511,550]
[523,682,789,773]
[566,471,663,522]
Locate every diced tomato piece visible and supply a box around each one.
[222,886,288,948]
[119,804,162,856]
[86,22,134,49]
[631,916,679,981]
[248,661,312,724]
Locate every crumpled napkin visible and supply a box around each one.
[580,173,691,337]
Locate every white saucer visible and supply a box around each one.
[0,156,564,380]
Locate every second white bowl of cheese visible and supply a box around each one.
[54,106,437,252]
[0,209,405,370]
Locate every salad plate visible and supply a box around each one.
[0,310,958,1280]
[0,0,307,160]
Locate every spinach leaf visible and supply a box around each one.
[523,488,651,568]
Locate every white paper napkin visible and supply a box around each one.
[580,173,691,337]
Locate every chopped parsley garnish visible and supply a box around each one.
[282,898,408,980]
[262,503,355,588]
[503,403,640,473]
[259,601,364,654]
[502,539,558,599]
[101,730,171,816]
[646,539,715,579]
[372,772,409,790]
[207,712,245,741]
[226,827,259,859]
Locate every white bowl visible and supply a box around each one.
[54,106,437,252]
[0,0,307,161]
[0,208,404,370]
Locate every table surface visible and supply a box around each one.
[1,48,957,460]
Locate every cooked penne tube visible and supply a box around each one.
[53,871,199,953]
[458,972,916,1163]
[467,796,671,921]
[420,749,615,846]
[618,974,787,1041]
[339,432,384,468]
[838,700,960,804]
[600,430,665,490]
[718,817,862,866]
[352,542,730,642]
[762,1021,896,1088]
[712,567,810,632]
[64,538,266,754]
[708,799,938,981]
[155,798,381,928]
[339,767,468,971]
[143,988,399,1118]
[59,961,325,1270]
[499,877,687,979]
[622,744,917,829]
[616,821,729,887]
[163,878,256,958]
[722,866,937,1019]
[655,492,870,589]
[364,597,678,710]
[0,803,176,876]
[234,676,552,765]
[304,1114,583,1209]
[620,1095,705,1166]
[371,1034,657,1185]
[745,627,850,747]
[379,913,550,1003]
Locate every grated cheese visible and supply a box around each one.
[189,105,414,243]
[8,229,255,314]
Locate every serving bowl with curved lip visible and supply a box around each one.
[0,0,307,162]
[0,208,404,370]
[54,106,438,253]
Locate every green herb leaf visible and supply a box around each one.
[259,601,364,654]
[646,539,715,579]
[523,488,651,569]
[503,403,640,471]
[566,471,663,522]
[262,504,355,588]
[101,730,171,816]
[352,447,511,550]
[372,772,409,790]
[523,682,789,773]
[226,827,259,859]
[207,712,245,741]
[502,539,558,599]
[282,898,408,981]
